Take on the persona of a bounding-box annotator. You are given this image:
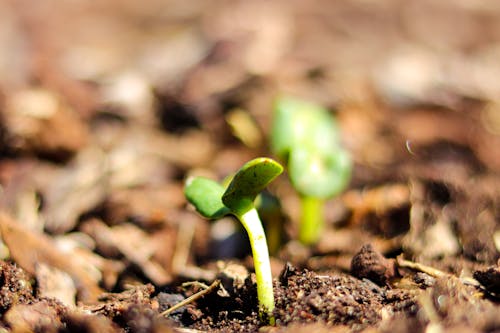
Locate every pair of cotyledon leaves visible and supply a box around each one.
[184,158,283,219]
[271,97,351,199]
[185,96,350,217]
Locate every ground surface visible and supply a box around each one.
[0,0,500,332]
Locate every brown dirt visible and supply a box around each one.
[0,0,500,332]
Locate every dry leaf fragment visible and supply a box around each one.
[0,212,102,302]
[3,88,88,158]
[36,263,77,308]
[4,300,62,332]
[82,219,172,285]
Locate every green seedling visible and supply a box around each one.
[271,96,351,245]
[184,157,283,324]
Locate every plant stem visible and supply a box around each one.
[237,208,275,325]
[299,196,324,245]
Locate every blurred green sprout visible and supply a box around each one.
[271,96,351,245]
[184,157,283,324]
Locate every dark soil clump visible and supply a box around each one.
[274,268,417,331]
[0,260,34,313]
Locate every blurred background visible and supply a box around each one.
[1,0,500,165]
[0,0,500,297]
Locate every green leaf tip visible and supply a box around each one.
[184,158,283,218]
[289,147,351,198]
[222,157,283,214]
[184,176,230,219]
[271,96,340,159]
[271,95,352,199]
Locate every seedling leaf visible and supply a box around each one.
[184,177,230,219]
[271,96,339,159]
[222,158,283,213]
[289,146,351,199]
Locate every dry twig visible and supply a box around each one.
[160,279,221,317]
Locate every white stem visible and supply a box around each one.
[238,208,275,322]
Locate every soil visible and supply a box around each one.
[1,0,500,332]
